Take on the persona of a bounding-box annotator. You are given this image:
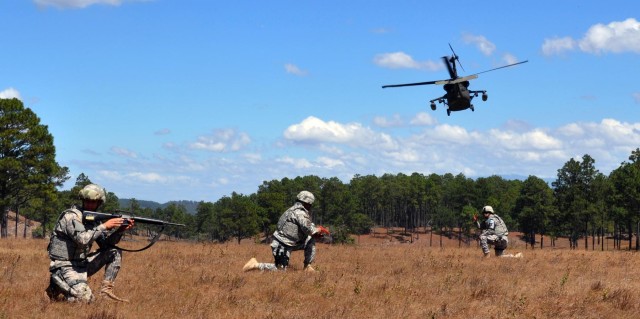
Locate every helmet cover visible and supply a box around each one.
[296,191,315,205]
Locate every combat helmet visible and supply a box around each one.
[482,205,494,214]
[79,184,106,202]
[296,191,315,205]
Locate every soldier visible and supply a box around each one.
[45,184,134,302]
[243,190,330,272]
[474,205,518,257]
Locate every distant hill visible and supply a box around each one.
[118,199,200,215]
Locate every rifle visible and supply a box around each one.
[82,210,185,252]
[83,210,186,227]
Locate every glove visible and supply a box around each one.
[314,225,330,237]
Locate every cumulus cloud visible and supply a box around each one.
[579,18,640,54]
[69,111,640,203]
[409,112,437,126]
[0,88,21,99]
[373,52,442,71]
[542,18,640,56]
[541,37,576,56]
[284,116,398,150]
[317,156,344,168]
[373,114,403,127]
[189,128,251,152]
[462,33,496,56]
[284,63,308,76]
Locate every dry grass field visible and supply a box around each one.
[2,234,640,319]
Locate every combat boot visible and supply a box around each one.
[243,257,259,272]
[45,282,63,301]
[100,280,129,302]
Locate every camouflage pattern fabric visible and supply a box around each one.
[257,201,319,271]
[477,213,509,254]
[256,237,316,271]
[47,206,125,302]
[273,202,317,247]
[479,234,509,255]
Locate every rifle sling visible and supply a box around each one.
[107,225,166,253]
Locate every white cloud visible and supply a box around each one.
[488,129,563,150]
[542,37,576,56]
[542,18,640,56]
[409,112,437,126]
[579,18,640,54]
[284,116,398,150]
[284,63,308,76]
[110,146,138,158]
[0,88,21,99]
[373,114,403,127]
[189,128,251,152]
[34,0,131,9]
[276,156,313,169]
[243,153,262,164]
[317,156,344,168]
[129,172,166,183]
[502,53,518,65]
[373,52,442,71]
[462,33,496,56]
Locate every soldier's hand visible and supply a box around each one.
[103,218,126,230]
[316,225,330,236]
[472,214,478,222]
[121,219,135,231]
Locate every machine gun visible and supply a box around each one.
[82,210,185,252]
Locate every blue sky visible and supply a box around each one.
[2,1,639,202]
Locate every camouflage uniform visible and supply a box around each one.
[46,207,125,302]
[256,202,317,270]
[477,213,509,256]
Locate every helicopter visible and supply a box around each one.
[382,44,528,116]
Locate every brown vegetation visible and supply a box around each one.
[2,236,640,319]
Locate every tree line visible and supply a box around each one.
[2,98,639,249]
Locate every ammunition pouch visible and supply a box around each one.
[48,234,89,261]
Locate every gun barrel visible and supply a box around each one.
[129,216,185,227]
[83,210,185,227]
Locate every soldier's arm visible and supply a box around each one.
[294,211,316,236]
[64,213,109,247]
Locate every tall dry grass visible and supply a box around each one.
[2,237,640,319]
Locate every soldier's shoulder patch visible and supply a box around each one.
[63,208,83,222]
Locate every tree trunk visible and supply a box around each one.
[1,208,7,238]
[15,207,19,238]
[429,227,433,247]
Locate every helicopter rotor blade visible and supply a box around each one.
[448,43,465,72]
[471,60,529,76]
[434,74,478,85]
[382,80,441,88]
[442,56,456,79]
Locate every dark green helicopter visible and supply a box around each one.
[382,44,527,116]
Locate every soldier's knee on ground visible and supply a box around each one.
[69,283,94,303]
